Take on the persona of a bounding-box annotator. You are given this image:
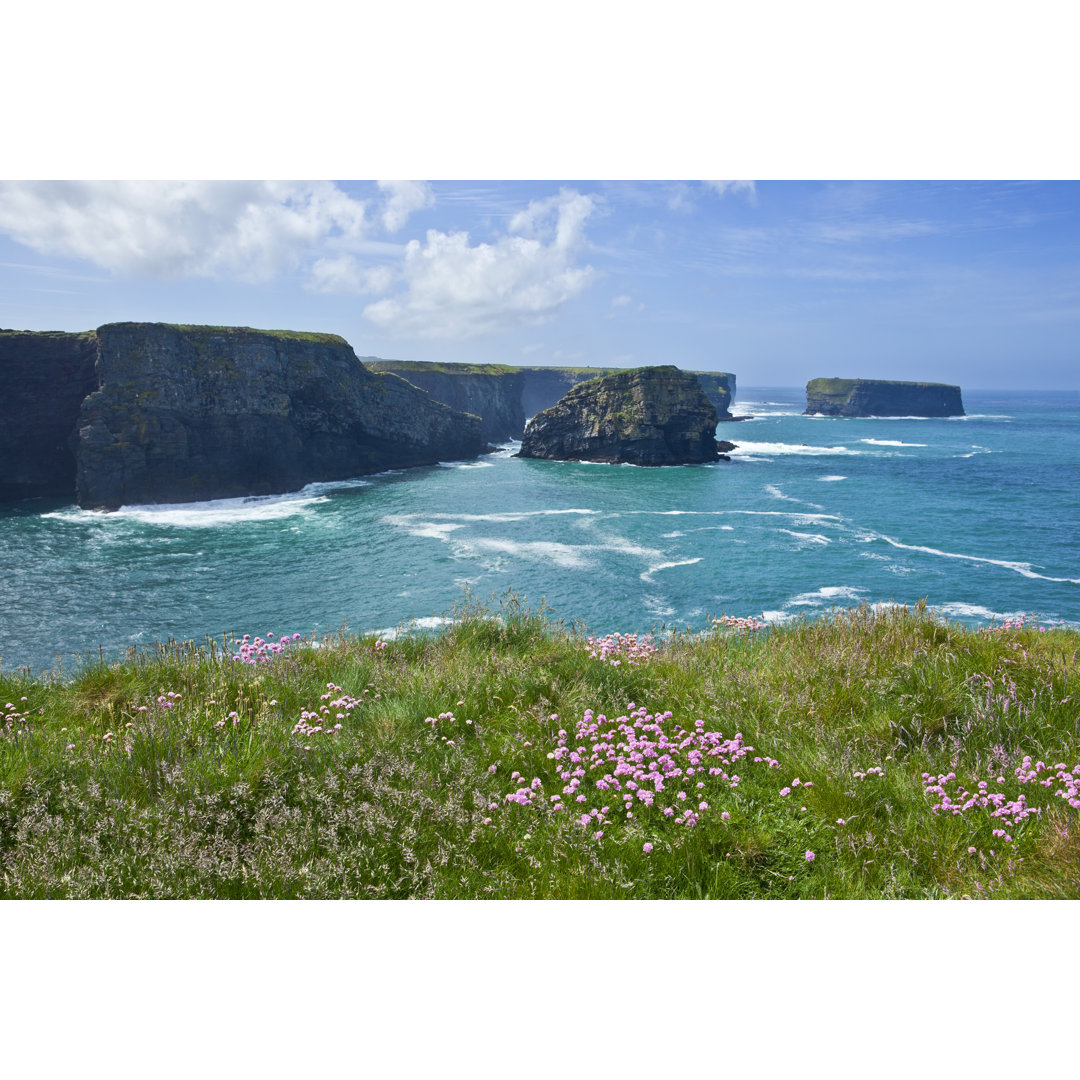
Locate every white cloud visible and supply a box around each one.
[703,180,757,202]
[520,342,545,355]
[611,295,631,307]
[364,188,598,338]
[308,254,397,295]
[377,180,434,233]
[0,180,372,281]
[552,349,584,361]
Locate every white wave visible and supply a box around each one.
[860,439,927,447]
[373,616,459,641]
[947,414,1012,421]
[760,610,796,624]
[299,477,372,495]
[876,534,1080,584]
[818,475,847,482]
[788,585,867,606]
[467,538,592,568]
[625,509,843,524]
[437,459,495,469]
[640,557,703,584]
[661,531,685,538]
[780,530,831,546]
[766,484,824,510]
[935,603,1027,622]
[732,441,864,457]
[643,595,677,618]
[382,516,465,541]
[954,445,993,458]
[44,490,331,527]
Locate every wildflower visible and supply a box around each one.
[642,842,653,854]
[721,811,730,820]
[805,850,815,862]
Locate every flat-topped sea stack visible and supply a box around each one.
[366,360,737,440]
[518,365,730,466]
[75,323,483,509]
[805,378,965,417]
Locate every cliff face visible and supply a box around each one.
[0,330,100,500]
[805,378,965,417]
[518,366,722,466]
[76,324,483,509]
[364,360,526,443]
[364,361,736,438]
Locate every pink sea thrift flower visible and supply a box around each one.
[805,850,815,862]
[642,842,653,854]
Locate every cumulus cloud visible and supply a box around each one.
[0,180,379,281]
[363,188,598,338]
[377,180,434,232]
[611,295,631,307]
[0,180,437,284]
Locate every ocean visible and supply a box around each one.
[1,387,1077,675]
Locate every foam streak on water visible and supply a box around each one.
[2,388,1078,672]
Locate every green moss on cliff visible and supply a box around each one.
[102,323,349,348]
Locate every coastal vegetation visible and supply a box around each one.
[2,597,1077,899]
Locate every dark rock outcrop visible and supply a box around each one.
[805,378,965,417]
[75,323,483,509]
[518,365,725,466]
[0,330,100,500]
[366,360,737,439]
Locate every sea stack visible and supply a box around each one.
[804,378,965,417]
[517,365,730,466]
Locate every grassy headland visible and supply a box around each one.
[2,598,1077,899]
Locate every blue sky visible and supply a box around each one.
[1,179,1076,389]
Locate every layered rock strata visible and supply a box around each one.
[0,330,100,500]
[805,378,965,417]
[75,323,483,509]
[517,366,726,466]
[366,360,737,438]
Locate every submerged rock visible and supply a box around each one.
[517,365,726,466]
[805,378,965,417]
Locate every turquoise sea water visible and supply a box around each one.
[1,388,1077,674]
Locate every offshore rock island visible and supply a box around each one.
[517,365,734,466]
[805,378,965,417]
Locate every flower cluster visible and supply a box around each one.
[373,639,388,652]
[499,703,781,841]
[2,698,36,738]
[920,755,1080,834]
[712,615,767,636]
[424,708,473,745]
[585,633,658,667]
[231,631,302,665]
[978,614,1066,636]
[291,682,360,739]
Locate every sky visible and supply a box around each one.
[1,179,1076,390]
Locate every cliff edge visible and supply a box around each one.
[517,366,724,466]
[76,323,483,509]
[805,378,965,417]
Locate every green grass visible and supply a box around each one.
[2,598,1077,899]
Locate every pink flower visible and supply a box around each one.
[805,850,815,862]
[642,842,653,854]
[721,811,730,820]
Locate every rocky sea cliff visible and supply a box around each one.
[805,378,965,417]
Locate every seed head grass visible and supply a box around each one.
[1,597,1077,898]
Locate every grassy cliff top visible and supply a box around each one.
[0,329,97,339]
[0,599,1076,899]
[365,359,520,375]
[807,377,960,395]
[97,323,350,347]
